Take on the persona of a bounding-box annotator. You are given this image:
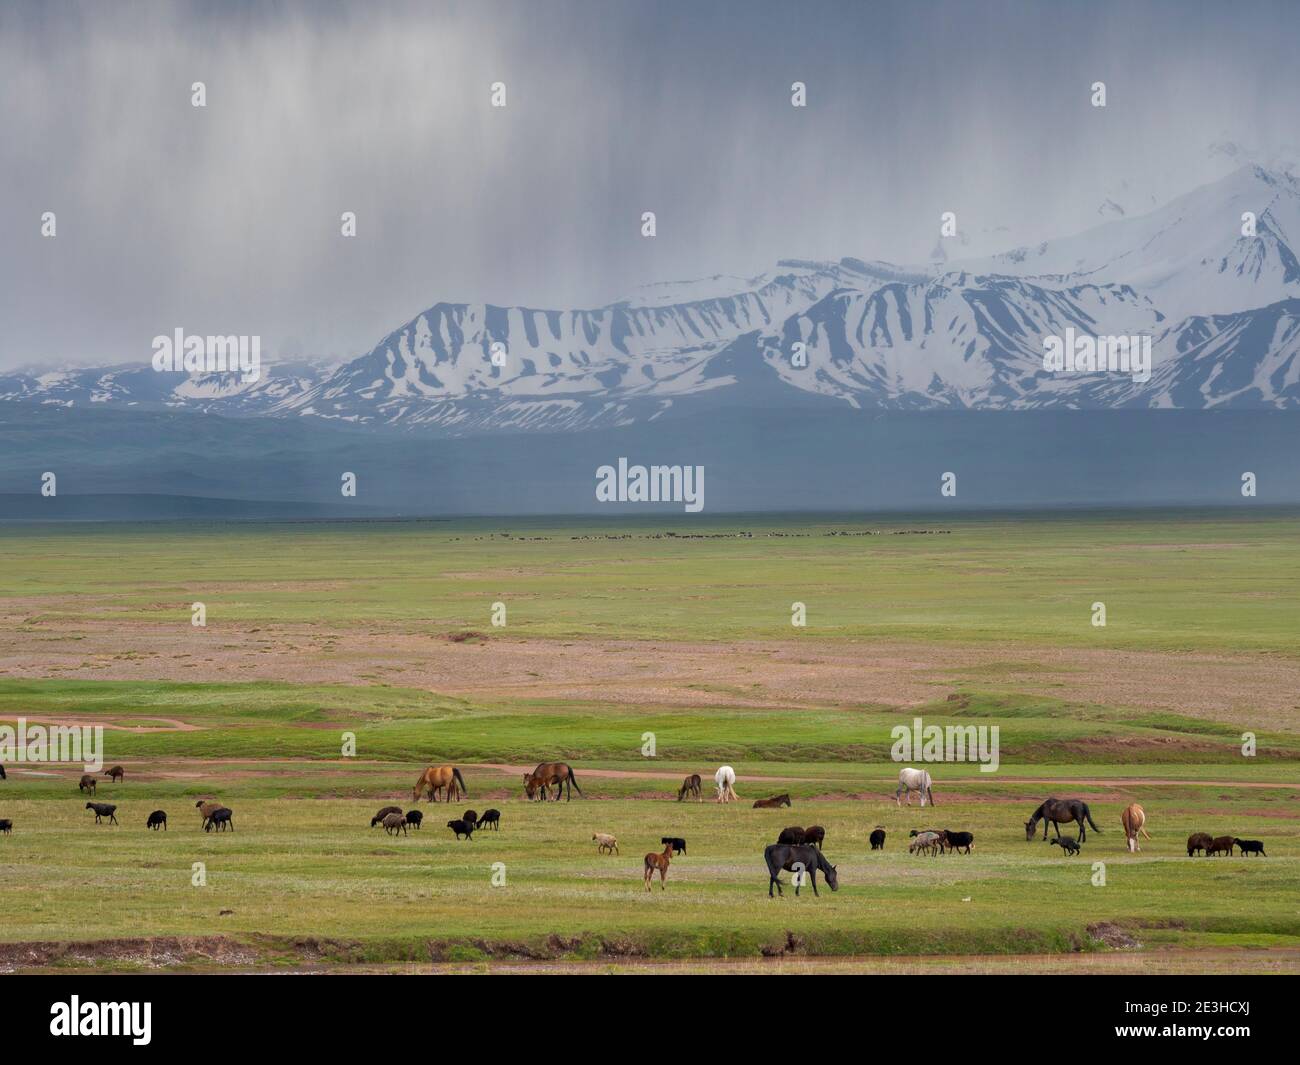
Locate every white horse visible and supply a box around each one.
[714,765,737,803]
[895,767,934,807]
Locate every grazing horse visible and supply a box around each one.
[644,843,673,891]
[1120,803,1151,853]
[715,765,737,803]
[677,774,703,802]
[895,767,935,807]
[763,844,838,898]
[1025,798,1101,843]
[523,762,582,802]
[412,765,468,803]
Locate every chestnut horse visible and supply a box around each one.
[523,762,583,801]
[1121,802,1151,852]
[412,765,468,803]
[644,842,673,891]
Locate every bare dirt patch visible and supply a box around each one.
[2,616,1298,729]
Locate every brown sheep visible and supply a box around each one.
[196,800,223,824]
[1187,831,1213,856]
[1207,835,1236,856]
[371,805,403,827]
[381,812,408,837]
[104,765,125,783]
[78,774,97,795]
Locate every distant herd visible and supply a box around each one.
[0,763,1274,895]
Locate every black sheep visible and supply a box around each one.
[403,809,423,829]
[777,826,806,846]
[146,810,167,831]
[446,819,475,840]
[477,809,501,830]
[461,810,478,827]
[0,819,12,834]
[204,807,234,832]
[660,836,687,855]
[86,802,118,825]
[1234,838,1267,856]
[1050,836,1081,856]
[942,830,974,854]
[803,825,826,849]
[869,828,886,850]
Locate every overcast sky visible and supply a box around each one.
[2,0,1299,371]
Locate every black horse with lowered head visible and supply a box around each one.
[1025,798,1101,843]
[763,843,838,898]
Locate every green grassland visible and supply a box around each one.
[2,510,1299,650]
[0,512,1297,969]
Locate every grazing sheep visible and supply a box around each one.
[1187,832,1213,857]
[146,810,167,831]
[382,812,408,837]
[909,829,945,854]
[941,830,974,854]
[0,819,12,834]
[86,802,118,825]
[592,832,618,855]
[1234,838,1266,856]
[660,836,687,855]
[204,807,234,833]
[196,800,223,824]
[478,809,501,831]
[403,809,423,830]
[908,830,943,855]
[104,765,125,783]
[1207,835,1236,856]
[869,827,886,850]
[1050,837,1081,856]
[446,818,475,840]
[803,825,826,850]
[78,774,97,795]
[371,805,403,827]
[461,810,478,827]
[777,826,806,846]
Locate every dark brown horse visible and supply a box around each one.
[524,762,583,801]
[676,774,702,802]
[764,843,838,898]
[1025,798,1101,843]
[412,766,468,803]
[752,794,791,809]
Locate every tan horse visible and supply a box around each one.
[1121,802,1151,852]
[523,762,583,802]
[412,766,468,803]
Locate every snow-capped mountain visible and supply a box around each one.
[4,165,1300,432]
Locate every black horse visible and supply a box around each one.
[764,843,838,898]
[1025,798,1101,843]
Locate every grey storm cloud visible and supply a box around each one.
[2,0,1298,371]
